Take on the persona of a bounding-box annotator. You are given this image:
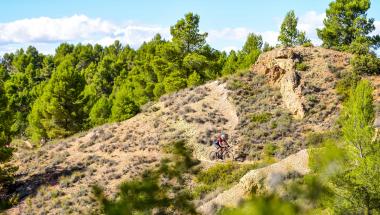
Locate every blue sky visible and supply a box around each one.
[0,0,379,55]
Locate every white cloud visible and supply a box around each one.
[208,27,251,41]
[206,11,324,51]
[260,31,279,45]
[207,27,278,50]
[373,21,380,35]
[298,11,325,45]
[298,11,325,34]
[84,25,169,47]
[3,11,377,56]
[0,15,170,54]
[0,15,117,44]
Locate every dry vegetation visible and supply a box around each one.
[224,47,351,161]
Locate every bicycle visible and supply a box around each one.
[209,145,234,161]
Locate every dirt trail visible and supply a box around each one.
[170,81,239,162]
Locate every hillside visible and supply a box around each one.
[6,46,354,214]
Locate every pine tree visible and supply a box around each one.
[28,56,85,141]
[89,96,111,126]
[238,33,263,69]
[170,13,208,54]
[0,82,16,192]
[278,10,310,47]
[153,83,166,99]
[263,42,274,52]
[110,87,139,122]
[317,0,380,51]
[187,71,202,87]
[221,50,238,76]
[163,70,187,93]
[242,33,263,55]
[312,80,380,214]
[341,80,375,158]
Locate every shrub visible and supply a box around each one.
[89,96,111,126]
[251,112,272,124]
[306,95,318,103]
[296,62,309,71]
[263,143,277,156]
[262,143,278,163]
[306,131,340,147]
[302,42,314,47]
[335,71,360,100]
[219,194,298,215]
[305,132,324,147]
[111,87,139,122]
[226,79,244,90]
[350,53,380,75]
[187,71,203,87]
[194,162,258,198]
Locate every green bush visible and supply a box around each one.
[335,71,360,101]
[226,79,244,90]
[302,42,314,47]
[194,162,258,198]
[350,53,380,75]
[262,143,278,163]
[306,95,318,104]
[263,143,277,156]
[305,131,339,147]
[251,112,272,124]
[219,194,298,215]
[296,62,309,71]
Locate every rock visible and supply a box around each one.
[280,70,305,119]
[251,47,305,119]
[274,48,294,59]
[197,149,310,214]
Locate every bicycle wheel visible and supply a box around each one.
[209,151,218,160]
[223,151,234,161]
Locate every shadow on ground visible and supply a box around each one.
[5,164,86,201]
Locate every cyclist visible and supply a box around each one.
[213,132,230,157]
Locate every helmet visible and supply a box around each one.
[221,133,226,140]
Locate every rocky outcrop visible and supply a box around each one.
[197,149,310,214]
[252,48,305,119]
[280,70,305,118]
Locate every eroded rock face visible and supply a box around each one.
[280,70,305,118]
[252,48,305,119]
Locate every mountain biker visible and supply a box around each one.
[213,132,230,155]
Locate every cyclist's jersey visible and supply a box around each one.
[218,136,223,145]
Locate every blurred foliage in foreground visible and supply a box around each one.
[93,140,200,215]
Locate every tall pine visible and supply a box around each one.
[28,56,85,142]
[278,10,310,47]
[317,0,380,50]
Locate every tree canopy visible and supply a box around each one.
[170,12,208,54]
[278,10,310,47]
[0,13,262,145]
[317,0,380,51]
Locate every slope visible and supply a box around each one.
[6,46,355,214]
